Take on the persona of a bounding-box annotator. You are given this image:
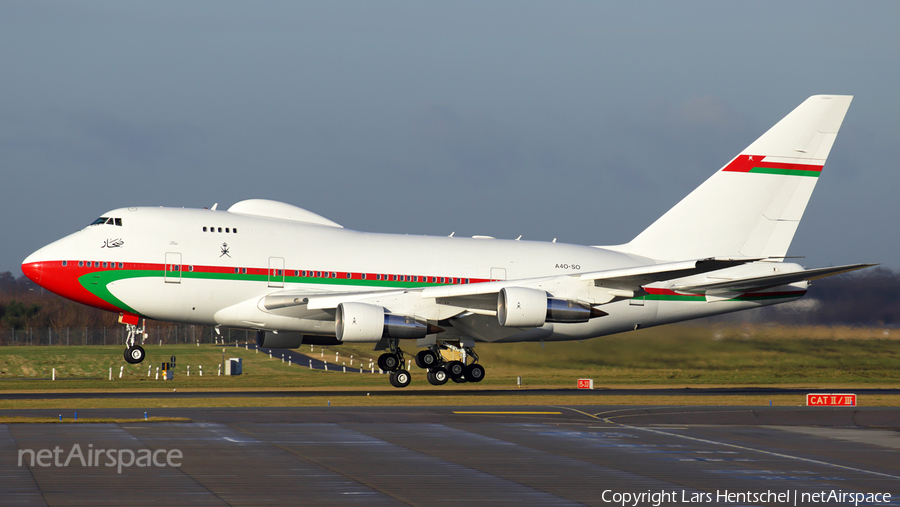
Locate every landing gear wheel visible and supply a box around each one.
[415,350,439,369]
[446,360,465,379]
[124,346,145,364]
[464,364,485,382]
[427,367,449,386]
[450,375,468,383]
[389,369,411,388]
[378,353,400,372]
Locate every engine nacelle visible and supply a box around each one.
[255,331,340,348]
[498,287,548,327]
[499,287,605,327]
[336,302,439,342]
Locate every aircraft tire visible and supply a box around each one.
[415,350,438,369]
[446,360,465,379]
[450,375,467,383]
[464,364,485,382]
[427,367,449,386]
[124,346,145,364]
[389,369,411,388]
[378,353,400,372]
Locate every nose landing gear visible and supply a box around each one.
[123,323,146,364]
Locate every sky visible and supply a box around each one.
[2,1,898,274]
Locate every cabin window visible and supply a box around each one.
[346,272,351,279]
[90,217,108,226]
[233,228,238,233]
[241,268,247,274]
[188,266,194,272]
[115,218,122,226]
[361,273,366,280]
[225,228,230,233]
[440,277,445,283]
[203,227,207,232]
[376,274,381,280]
[78,261,83,267]
[331,272,336,278]
[61,261,67,267]
[102,262,107,268]
[119,262,124,268]
[465,278,470,284]
[93,261,99,267]
[294,270,299,276]
[218,227,222,233]
[316,271,321,277]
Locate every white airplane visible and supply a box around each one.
[22,95,871,387]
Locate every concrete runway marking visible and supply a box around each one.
[553,405,900,481]
[452,411,562,415]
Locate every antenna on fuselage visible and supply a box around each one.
[211,203,218,210]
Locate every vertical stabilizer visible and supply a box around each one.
[618,95,852,261]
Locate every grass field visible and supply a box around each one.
[0,324,897,408]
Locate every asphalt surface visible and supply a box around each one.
[1,405,899,506]
[2,387,900,400]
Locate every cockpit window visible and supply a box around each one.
[89,217,123,226]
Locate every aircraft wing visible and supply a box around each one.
[264,257,765,312]
[579,258,760,291]
[672,263,875,295]
[263,289,408,311]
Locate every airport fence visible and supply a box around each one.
[0,326,255,347]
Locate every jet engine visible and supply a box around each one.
[498,287,605,327]
[335,302,442,342]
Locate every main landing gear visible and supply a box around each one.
[123,323,146,364]
[378,339,485,388]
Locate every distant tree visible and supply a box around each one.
[1,300,42,330]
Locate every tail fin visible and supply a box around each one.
[618,95,852,261]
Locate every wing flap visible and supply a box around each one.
[583,258,760,290]
[673,263,875,295]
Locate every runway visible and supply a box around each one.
[3,386,900,400]
[1,405,898,506]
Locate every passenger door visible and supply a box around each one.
[165,252,182,284]
[268,257,285,288]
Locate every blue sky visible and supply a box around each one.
[2,1,898,273]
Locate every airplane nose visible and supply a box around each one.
[22,249,43,284]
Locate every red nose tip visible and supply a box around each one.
[22,251,43,284]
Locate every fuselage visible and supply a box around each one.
[22,202,806,344]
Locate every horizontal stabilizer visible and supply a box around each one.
[673,263,875,295]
